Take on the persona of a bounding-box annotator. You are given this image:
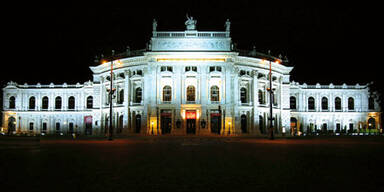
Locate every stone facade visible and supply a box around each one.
[1,20,381,136]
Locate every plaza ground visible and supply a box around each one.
[1,136,384,192]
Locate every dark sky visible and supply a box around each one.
[2,1,380,87]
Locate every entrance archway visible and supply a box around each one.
[241,114,247,133]
[211,112,221,134]
[135,114,141,133]
[368,118,376,129]
[7,117,16,135]
[290,117,297,136]
[186,111,196,134]
[161,110,172,134]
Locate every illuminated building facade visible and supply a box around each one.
[1,18,381,136]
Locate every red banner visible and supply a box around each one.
[186,111,196,119]
[84,116,92,124]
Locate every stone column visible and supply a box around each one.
[252,70,260,135]
[124,70,130,134]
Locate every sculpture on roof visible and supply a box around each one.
[152,19,157,32]
[185,14,197,30]
[225,19,231,32]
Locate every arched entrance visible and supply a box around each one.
[186,110,196,134]
[368,118,376,129]
[259,115,265,134]
[161,110,172,134]
[7,117,16,135]
[210,111,221,134]
[135,114,141,133]
[290,117,297,136]
[241,114,247,133]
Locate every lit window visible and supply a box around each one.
[210,86,220,102]
[163,86,172,102]
[186,86,195,102]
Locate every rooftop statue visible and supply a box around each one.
[185,14,197,30]
[225,19,231,32]
[152,19,157,32]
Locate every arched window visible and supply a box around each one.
[308,97,315,110]
[240,88,247,103]
[290,96,296,109]
[321,97,328,110]
[335,97,341,110]
[163,86,172,102]
[29,96,35,110]
[186,86,195,102]
[118,89,124,104]
[42,96,49,110]
[210,86,219,102]
[55,96,62,110]
[258,90,265,104]
[9,96,15,109]
[68,96,75,110]
[348,97,354,110]
[368,97,374,110]
[86,96,93,109]
[135,87,142,103]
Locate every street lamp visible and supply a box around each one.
[107,50,116,141]
[266,50,275,140]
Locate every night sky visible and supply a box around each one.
[2,1,380,87]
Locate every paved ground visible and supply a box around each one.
[1,136,384,192]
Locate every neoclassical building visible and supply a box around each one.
[1,18,381,136]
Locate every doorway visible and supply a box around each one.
[241,114,247,133]
[161,111,172,134]
[186,110,196,134]
[210,112,221,134]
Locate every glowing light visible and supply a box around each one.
[157,58,225,62]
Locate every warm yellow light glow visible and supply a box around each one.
[101,60,108,64]
[275,59,280,64]
[157,58,226,62]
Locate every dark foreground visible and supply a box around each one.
[1,136,384,192]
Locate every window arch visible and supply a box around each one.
[55,96,62,110]
[368,97,374,110]
[210,85,219,102]
[42,96,49,110]
[118,89,124,104]
[308,97,315,110]
[135,87,142,103]
[348,97,354,110]
[335,97,342,110]
[68,96,75,110]
[258,90,265,104]
[290,96,296,109]
[163,86,172,102]
[9,96,15,109]
[29,96,36,110]
[240,87,247,103]
[321,97,328,110]
[86,96,93,109]
[186,85,196,102]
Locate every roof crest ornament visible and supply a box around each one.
[185,14,197,30]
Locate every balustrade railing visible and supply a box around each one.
[153,31,230,38]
